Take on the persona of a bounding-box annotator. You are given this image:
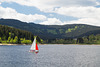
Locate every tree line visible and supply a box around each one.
[0,25,100,44]
[43,34,100,44]
[0,25,42,44]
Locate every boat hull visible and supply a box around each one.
[29,50,39,53]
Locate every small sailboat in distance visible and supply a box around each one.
[29,37,39,53]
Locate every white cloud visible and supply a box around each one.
[39,18,63,25]
[63,18,100,26]
[39,17,100,26]
[0,6,100,26]
[0,6,47,22]
[54,6,100,18]
[0,0,100,26]
[52,6,100,26]
[96,2,100,5]
[0,0,99,12]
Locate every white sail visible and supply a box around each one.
[30,37,36,50]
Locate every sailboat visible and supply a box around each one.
[29,37,39,53]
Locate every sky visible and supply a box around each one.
[0,0,100,26]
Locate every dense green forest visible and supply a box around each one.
[0,19,100,40]
[0,19,100,44]
[44,34,100,44]
[0,25,42,44]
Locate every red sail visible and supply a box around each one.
[36,43,39,50]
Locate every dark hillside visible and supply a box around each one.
[0,19,100,40]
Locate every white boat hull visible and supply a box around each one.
[29,50,39,53]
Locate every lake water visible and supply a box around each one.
[0,45,100,67]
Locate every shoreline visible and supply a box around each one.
[0,43,31,45]
[0,43,100,45]
[41,43,100,45]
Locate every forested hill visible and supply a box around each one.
[0,24,34,44]
[0,19,100,40]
